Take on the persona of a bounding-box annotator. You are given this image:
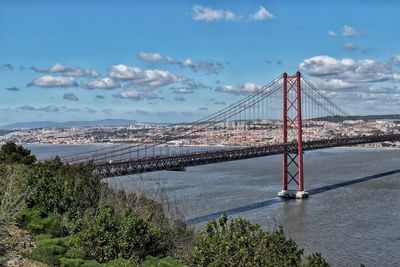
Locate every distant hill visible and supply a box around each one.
[318,114,400,122]
[0,119,139,129]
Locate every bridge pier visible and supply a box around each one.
[278,72,309,199]
[278,190,309,199]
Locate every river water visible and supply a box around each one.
[28,145,400,266]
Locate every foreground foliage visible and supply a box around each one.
[80,204,172,263]
[0,142,330,266]
[187,214,329,267]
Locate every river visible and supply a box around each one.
[28,144,400,266]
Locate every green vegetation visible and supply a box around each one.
[0,142,331,266]
[186,214,328,267]
[0,142,36,165]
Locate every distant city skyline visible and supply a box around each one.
[1,0,399,125]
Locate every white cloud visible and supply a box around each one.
[113,90,158,101]
[169,79,209,94]
[138,52,173,63]
[392,55,400,63]
[328,30,337,37]
[312,78,357,90]
[216,82,262,95]
[31,63,99,77]
[249,6,274,21]
[19,105,60,112]
[364,86,399,94]
[81,77,121,89]
[49,63,65,72]
[64,68,100,77]
[342,25,366,37]
[27,75,78,88]
[108,64,184,89]
[299,55,400,84]
[138,52,224,74]
[192,5,237,22]
[192,5,274,23]
[299,54,400,102]
[172,88,194,94]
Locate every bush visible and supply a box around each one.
[65,247,86,259]
[102,189,170,229]
[18,209,64,236]
[23,158,102,232]
[301,253,330,267]
[25,233,98,267]
[79,204,119,263]
[25,244,61,266]
[79,204,172,263]
[0,164,29,262]
[59,257,101,267]
[188,214,306,267]
[0,142,36,165]
[141,256,187,267]
[102,258,137,266]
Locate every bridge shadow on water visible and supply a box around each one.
[184,169,400,225]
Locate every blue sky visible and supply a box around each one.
[1,0,399,125]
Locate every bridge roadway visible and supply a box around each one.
[93,134,400,178]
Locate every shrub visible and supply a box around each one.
[79,205,119,263]
[141,256,187,267]
[65,247,86,259]
[102,258,137,266]
[0,164,29,262]
[18,209,64,236]
[59,257,101,267]
[301,253,330,267]
[24,242,64,266]
[102,189,170,229]
[23,158,102,232]
[0,142,36,165]
[118,209,172,260]
[25,234,95,267]
[188,214,305,267]
[79,204,172,263]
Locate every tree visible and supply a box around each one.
[188,214,329,267]
[24,158,101,226]
[0,142,36,165]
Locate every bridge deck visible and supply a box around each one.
[92,134,400,178]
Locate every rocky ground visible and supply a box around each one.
[2,226,46,267]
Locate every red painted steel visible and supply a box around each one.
[281,72,304,192]
[282,72,288,190]
[296,71,304,191]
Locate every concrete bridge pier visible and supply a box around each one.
[278,190,309,199]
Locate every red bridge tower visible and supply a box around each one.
[278,72,309,199]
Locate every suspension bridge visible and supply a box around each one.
[59,72,400,199]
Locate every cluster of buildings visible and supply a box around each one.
[1,119,399,148]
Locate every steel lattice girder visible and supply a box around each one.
[92,134,400,178]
